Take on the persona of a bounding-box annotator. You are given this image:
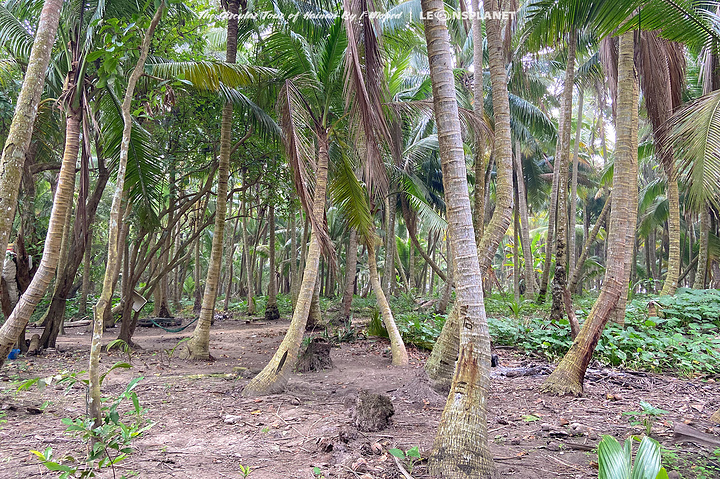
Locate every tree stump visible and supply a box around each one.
[264,304,280,321]
[353,390,394,432]
[27,334,41,356]
[295,337,333,373]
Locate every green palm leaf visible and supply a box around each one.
[150,60,276,91]
[663,88,720,208]
[0,3,34,60]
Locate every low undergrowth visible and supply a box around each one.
[487,293,720,376]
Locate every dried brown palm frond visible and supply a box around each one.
[343,0,391,197]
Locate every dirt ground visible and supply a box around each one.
[1,315,719,479]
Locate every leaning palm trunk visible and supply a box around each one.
[184,0,237,359]
[422,0,494,475]
[367,239,408,366]
[541,31,638,396]
[426,0,514,389]
[0,0,63,262]
[0,113,79,369]
[550,29,577,322]
[242,133,330,396]
[89,3,164,423]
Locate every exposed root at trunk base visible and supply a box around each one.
[539,373,584,397]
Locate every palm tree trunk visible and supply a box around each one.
[568,197,611,292]
[340,228,358,320]
[289,207,298,298]
[242,131,331,396]
[368,239,408,366]
[265,204,280,320]
[89,3,164,423]
[550,29,577,321]
[513,195,521,302]
[0,111,79,369]
[422,0,494,475]
[424,305,459,390]
[436,235,453,313]
[694,206,709,289]
[473,6,514,272]
[184,0,237,359]
[0,0,63,261]
[541,31,638,396]
[80,226,92,316]
[293,214,309,307]
[242,183,256,314]
[472,2,485,243]
[568,89,584,275]
[514,142,535,298]
[224,213,240,311]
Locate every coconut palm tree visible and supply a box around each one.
[541,29,639,396]
[241,13,352,395]
[421,0,495,475]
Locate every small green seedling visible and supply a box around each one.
[622,401,669,436]
[389,446,421,474]
[312,466,325,479]
[239,463,252,478]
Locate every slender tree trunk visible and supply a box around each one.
[422,0,494,475]
[340,228,358,321]
[242,131,331,396]
[514,142,535,298]
[88,4,164,424]
[80,226,92,316]
[0,0,63,262]
[265,204,280,320]
[224,213,240,311]
[568,89,584,275]
[368,239,408,366]
[694,206,709,289]
[541,31,638,396]
[550,29,577,321]
[306,275,321,329]
[472,0,485,244]
[242,185,256,315]
[293,214,309,307]
[183,1,237,359]
[568,197,611,292]
[513,194,521,302]
[395,241,410,293]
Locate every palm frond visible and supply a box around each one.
[342,1,390,196]
[662,88,720,209]
[0,4,33,60]
[149,60,276,91]
[218,86,281,143]
[328,145,374,239]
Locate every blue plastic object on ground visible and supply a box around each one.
[7,348,20,360]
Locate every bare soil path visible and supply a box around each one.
[1,316,718,478]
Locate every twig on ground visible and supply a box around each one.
[393,455,415,479]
